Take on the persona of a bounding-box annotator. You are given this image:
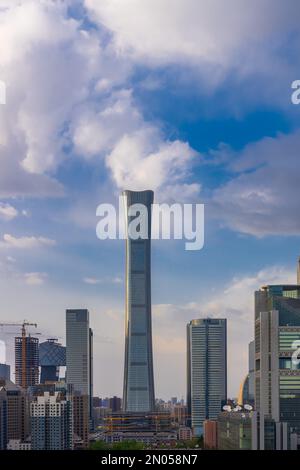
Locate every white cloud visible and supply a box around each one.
[0,203,18,221]
[83,277,102,285]
[211,130,300,236]
[106,127,198,198]
[24,272,47,286]
[85,0,300,104]
[0,234,56,249]
[72,89,142,158]
[83,276,123,285]
[0,0,130,197]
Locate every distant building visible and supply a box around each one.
[7,439,31,451]
[103,411,172,439]
[39,338,66,384]
[0,364,10,381]
[178,426,193,441]
[172,404,187,426]
[93,396,102,408]
[15,335,39,388]
[187,318,227,436]
[122,190,155,413]
[109,396,122,412]
[31,391,73,450]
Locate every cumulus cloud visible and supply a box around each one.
[211,130,300,236]
[85,0,300,107]
[0,203,18,221]
[106,127,199,199]
[0,234,56,249]
[0,0,200,201]
[72,89,142,157]
[0,0,130,197]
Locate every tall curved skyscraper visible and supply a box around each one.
[122,190,155,412]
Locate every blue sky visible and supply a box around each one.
[0,0,300,399]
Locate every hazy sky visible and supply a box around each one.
[0,0,300,399]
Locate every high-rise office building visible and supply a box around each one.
[31,391,73,450]
[15,336,39,388]
[39,339,66,384]
[122,190,155,413]
[255,284,300,442]
[66,309,91,447]
[66,309,90,396]
[187,318,227,436]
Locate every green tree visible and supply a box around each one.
[112,440,145,450]
[89,440,109,450]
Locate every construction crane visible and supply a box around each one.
[0,320,38,388]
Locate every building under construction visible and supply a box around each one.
[14,323,39,389]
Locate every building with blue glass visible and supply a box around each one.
[39,339,66,384]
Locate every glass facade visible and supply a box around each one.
[255,285,300,434]
[187,318,227,436]
[122,190,155,413]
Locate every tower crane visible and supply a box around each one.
[0,320,38,388]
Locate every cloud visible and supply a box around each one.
[83,276,123,285]
[0,234,56,249]
[85,0,300,107]
[0,203,18,221]
[24,272,47,286]
[72,89,142,158]
[83,277,102,285]
[211,130,300,236]
[106,127,199,199]
[0,0,129,197]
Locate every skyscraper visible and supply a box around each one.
[187,318,227,436]
[255,285,300,442]
[122,190,155,413]
[66,309,91,447]
[66,309,90,396]
[15,335,39,388]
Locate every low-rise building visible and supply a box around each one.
[203,420,218,449]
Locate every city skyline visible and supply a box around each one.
[0,0,300,402]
